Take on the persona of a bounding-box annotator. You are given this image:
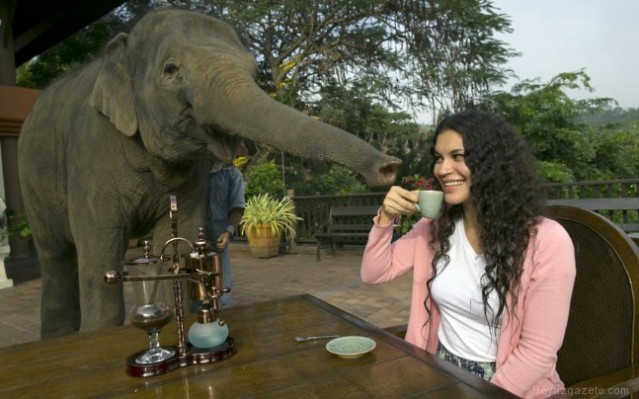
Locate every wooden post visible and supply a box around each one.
[0,85,40,263]
[0,1,17,285]
[285,188,297,253]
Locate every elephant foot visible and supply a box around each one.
[80,314,126,332]
[40,323,78,339]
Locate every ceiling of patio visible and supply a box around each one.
[11,0,127,66]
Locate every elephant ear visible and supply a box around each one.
[89,32,138,136]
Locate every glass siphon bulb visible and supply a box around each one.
[188,319,229,349]
[188,302,229,349]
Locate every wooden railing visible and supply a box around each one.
[542,178,638,200]
[286,179,639,242]
[544,179,638,233]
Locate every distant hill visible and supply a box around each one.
[578,106,639,128]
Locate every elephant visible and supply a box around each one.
[17,8,401,338]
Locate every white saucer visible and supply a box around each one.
[325,336,376,359]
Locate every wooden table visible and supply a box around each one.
[0,294,517,398]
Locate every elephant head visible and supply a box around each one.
[89,8,400,187]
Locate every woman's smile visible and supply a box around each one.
[433,129,472,206]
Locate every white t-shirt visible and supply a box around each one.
[430,218,502,362]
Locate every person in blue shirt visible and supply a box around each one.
[205,162,246,308]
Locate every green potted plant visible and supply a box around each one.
[240,193,302,258]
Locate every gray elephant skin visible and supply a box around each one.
[18,8,400,338]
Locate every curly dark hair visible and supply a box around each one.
[425,110,545,336]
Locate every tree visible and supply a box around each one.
[187,0,515,120]
[486,71,639,181]
[244,160,284,199]
[288,164,368,196]
[588,124,639,180]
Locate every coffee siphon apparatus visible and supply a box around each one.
[104,195,236,377]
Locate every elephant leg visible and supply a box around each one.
[78,277,125,331]
[76,242,126,332]
[37,241,81,339]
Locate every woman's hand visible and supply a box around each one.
[378,186,419,226]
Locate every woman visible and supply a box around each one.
[361,110,575,398]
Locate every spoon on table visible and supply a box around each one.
[294,335,340,342]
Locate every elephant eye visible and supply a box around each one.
[163,63,179,75]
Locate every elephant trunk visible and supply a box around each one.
[198,81,401,188]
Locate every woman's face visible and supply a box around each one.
[433,129,472,207]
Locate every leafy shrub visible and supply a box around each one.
[240,193,302,238]
[245,160,284,199]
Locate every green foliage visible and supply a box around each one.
[315,166,367,195]
[240,193,302,238]
[484,71,639,182]
[588,125,639,179]
[9,214,32,240]
[290,165,367,196]
[537,161,575,183]
[245,160,284,198]
[1,211,32,241]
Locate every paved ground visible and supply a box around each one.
[0,243,411,348]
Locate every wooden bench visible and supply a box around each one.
[315,205,379,261]
[547,197,639,233]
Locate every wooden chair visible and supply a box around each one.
[545,204,639,397]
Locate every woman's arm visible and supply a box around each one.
[361,215,432,284]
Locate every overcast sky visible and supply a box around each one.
[491,0,639,107]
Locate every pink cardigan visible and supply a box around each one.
[361,216,576,398]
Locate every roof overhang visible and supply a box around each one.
[11,0,127,66]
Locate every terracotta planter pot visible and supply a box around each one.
[245,224,281,258]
